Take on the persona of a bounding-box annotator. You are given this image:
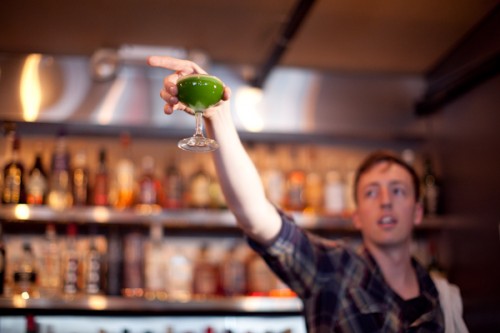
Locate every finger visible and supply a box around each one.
[148,56,207,75]
[223,86,231,101]
[164,103,174,115]
[163,76,179,93]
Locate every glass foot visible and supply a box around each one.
[178,136,219,152]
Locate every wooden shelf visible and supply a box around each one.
[0,205,444,233]
[0,295,302,315]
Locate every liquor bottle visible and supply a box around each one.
[62,223,80,295]
[304,148,323,214]
[209,176,226,209]
[115,132,135,209]
[220,243,246,296]
[26,146,48,205]
[344,169,356,216]
[13,241,38,297]
[47,134,73,210]
[144,224,166,299]
[122,230,144,297]
[192,243,219,297]
[188,163,211,209]
[39,223,61,297]
[427,239,446,278]
[246,252,276,296]
[106,226,123,296]
[93,148,109,206]
[166,245,193,301]
[324,169,346,216]
[422,156,441,216]
[284,147,306,211]
[85,236,104,294]
[137,156,162,209]
[162,159,185,209]
[2,135,26,204]
[0,223,5,295]
[26,314,38,333]
[72,150,90,206]
[261,145,285,207]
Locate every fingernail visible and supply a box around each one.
[148,56,159,65]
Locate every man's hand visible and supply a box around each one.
[148,55,230,117]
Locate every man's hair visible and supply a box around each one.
[353,150,421,204]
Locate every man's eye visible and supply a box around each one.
[392,187,405,196]
[364,188,378,198]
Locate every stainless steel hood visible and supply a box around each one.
[0,52,426,146]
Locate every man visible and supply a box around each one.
[148,56,467,333]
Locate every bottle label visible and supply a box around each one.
[86,253,102,294]
[14,271,37,283]
[64,257,79,294]
[2,165,23,203]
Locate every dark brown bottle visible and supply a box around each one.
[163,160,185,209]
[2,135,26,204]
[26,147,48,205]
[93,148,109,206]
[193,244,219,297]
[0,223,6,295]
[422,156,441,216]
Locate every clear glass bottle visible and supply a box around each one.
[144,224,166,300]
[261,145,285,207]
[166,245,193,301]
[72,150,90,206]
[13,241,38,298]
[85,232,104,295]
[39,223,61,298]
[324,169,346,216]
[62,224,80,295]
[47,134,73,210]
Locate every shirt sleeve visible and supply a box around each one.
[247,210,329,299]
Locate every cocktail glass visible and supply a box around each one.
[176,74,224,152]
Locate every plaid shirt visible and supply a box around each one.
[248,212,444,333]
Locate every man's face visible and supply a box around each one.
[353,161,423,250]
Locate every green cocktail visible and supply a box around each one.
[176,74,224,152]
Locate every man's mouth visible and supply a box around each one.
[378,215,397,227]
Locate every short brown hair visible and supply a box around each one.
[354,150,420,203]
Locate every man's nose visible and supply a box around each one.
[380,188,392,209]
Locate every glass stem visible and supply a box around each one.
[194,111,204,138]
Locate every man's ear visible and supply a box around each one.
[352,209,362,230]
[413,201,424,226]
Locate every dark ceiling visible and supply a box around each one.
[0,0,498,75]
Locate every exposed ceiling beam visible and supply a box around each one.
[415,4,500,116]
[250,0,317,88]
